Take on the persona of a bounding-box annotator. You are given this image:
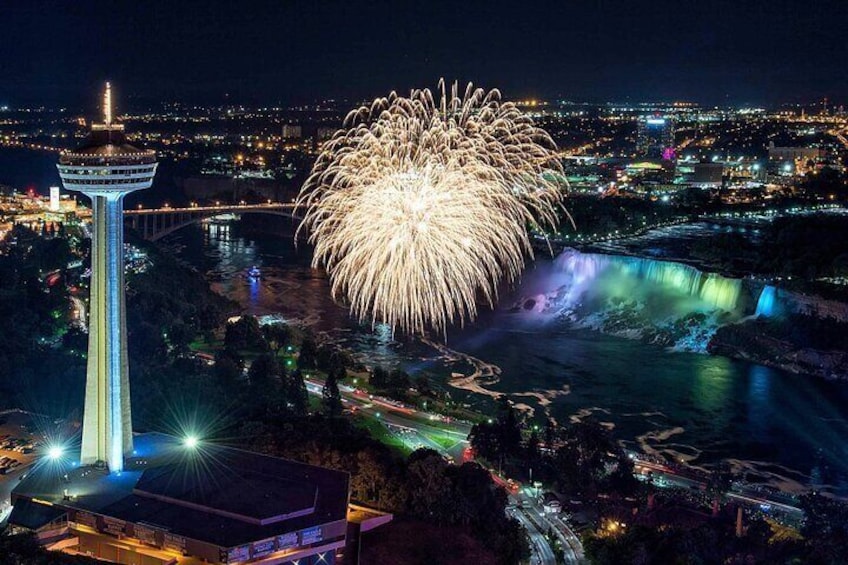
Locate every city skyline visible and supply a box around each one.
[3,1,847,107]
[2,4,848,561]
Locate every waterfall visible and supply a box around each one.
[552,249,745,313]
[523,249,752,352]
[755,285,778,317]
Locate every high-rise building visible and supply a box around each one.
[49,185,60,211]
[56,83,158,473]
[637,116,675,160]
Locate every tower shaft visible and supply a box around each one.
[80,194,133,471]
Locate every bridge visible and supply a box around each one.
[124,202,301,241]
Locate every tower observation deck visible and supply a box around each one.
[57,83,158,473]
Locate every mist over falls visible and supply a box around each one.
[514,249,776,352]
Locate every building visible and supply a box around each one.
[8,83,389,565]
[9,434,358,565]
[767,141,821,163]
[637,116,675,160]
[691,162,725,188]
[281,124,302,139]
[56,83,158,473]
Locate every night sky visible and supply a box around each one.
[2,0,846,107]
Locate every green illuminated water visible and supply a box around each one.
[166,222,848,496]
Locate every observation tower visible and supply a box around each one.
[57,83,158,472]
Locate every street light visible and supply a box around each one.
[184,436,199,449]
[47,446,64,460]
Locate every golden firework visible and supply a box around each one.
[297,80,566,335]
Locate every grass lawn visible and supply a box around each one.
[352,414,412,456]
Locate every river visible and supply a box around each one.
[162,218,848,497]
[4,147,846,497]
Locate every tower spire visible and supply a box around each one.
[104,82,112,126]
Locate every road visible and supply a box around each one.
[509,503,557,565]
[305,379,472,460]
[633,458,804,526]
[513,486,584,564]
[305,378,573,564]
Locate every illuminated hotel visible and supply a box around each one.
[57,83,157,473]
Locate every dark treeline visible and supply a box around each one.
[690,215,848,283]
[584,491,848,564]
[0,225,85,414]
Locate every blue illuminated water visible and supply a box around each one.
[164,222,848,496]
[755,285,778,317]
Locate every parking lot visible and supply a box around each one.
[0,410,40,523]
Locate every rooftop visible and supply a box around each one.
[60,126,155,165]
[11,432,350,549]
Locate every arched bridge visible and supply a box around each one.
[124,202,301,241]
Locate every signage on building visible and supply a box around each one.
[74,511,97,528]
[163,532,186,554]
[300,526,322,545]
[101,516,126,537]
[227,545,251,563]
[252,538,276,558]
[277,532,298,550]
[134,524,159,547]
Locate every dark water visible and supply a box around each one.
[0,148,62,191]
[163,220,848,496]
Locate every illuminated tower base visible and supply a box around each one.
[58,83,157,473]
[80,193,133,471]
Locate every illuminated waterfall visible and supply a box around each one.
[518,249,751,352]
[553,250,744,313]
[755,285,778,317]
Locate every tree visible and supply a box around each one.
[224,315,265,352]
[248,353,280,389]
[286,369,310,416]
[0,530,98,564]
[469,422,500,462]
[214,355,242,390]
[496,397,522,459]
[322,368,343,417]
[415,374,433,397]
[543,417,556,449]
[406,449,452,523]
[262,323,291,356]
[167,321,195,356]
[526,431,541,462]
[371,365,390,388]
[298,334,318,370]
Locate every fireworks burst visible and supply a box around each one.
[297,80,567,335]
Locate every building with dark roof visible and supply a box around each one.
[9,433,368,564]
